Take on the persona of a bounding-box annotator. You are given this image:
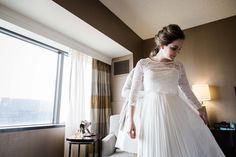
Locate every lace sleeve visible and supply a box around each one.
[177,62,202,110]
[121,69,134,98]
[128,59,145,106]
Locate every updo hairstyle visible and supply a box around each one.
[149,24,185,57]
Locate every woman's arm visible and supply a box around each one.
[128,59,145,138]
[121,69,135,98]
[129,105,136,138]
[177,62,208,124]
[119,69,135,130]
[178,62,202,110]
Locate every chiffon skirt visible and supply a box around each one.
[138,92,225,157]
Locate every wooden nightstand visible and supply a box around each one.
[211,129,236,157]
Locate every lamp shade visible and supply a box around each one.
[192,84,211,101]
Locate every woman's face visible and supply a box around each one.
[161,39,184,61]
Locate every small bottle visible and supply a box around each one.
[75,130,83,138]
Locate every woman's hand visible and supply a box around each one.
[198,107,208,125]
[129,121,136,139]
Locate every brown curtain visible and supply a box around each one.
[91,59,112,138]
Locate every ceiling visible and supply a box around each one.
[0,0,132,61]
[100,0,236,39]
[0,0,236,61]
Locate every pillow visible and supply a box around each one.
[102,133,117,156]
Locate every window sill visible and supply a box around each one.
[0,124,65,133]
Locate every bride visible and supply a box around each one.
[128,24,225,157]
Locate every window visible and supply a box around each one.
[0,27,68,128]
[60,55,70,123]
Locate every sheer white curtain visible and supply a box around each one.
[64,49,92,157]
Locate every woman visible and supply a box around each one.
[128,24,225,157]
[115,68,143,155]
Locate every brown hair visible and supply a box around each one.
[149,24,185,57]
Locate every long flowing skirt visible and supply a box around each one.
[138,92,225,157]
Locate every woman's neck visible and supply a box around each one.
[152,52,172,62]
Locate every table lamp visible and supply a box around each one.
[192,84,211,126]
[192,84,211,104]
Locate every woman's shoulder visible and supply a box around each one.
[137,58,151,66]
[174,60,183,66]
[173,60,185,71]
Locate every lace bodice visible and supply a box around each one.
[128,58,201,109]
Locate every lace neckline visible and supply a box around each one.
[148,57,175,64]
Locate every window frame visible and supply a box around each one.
[0,27,68,130]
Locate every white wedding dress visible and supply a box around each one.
[128,58,225,157]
